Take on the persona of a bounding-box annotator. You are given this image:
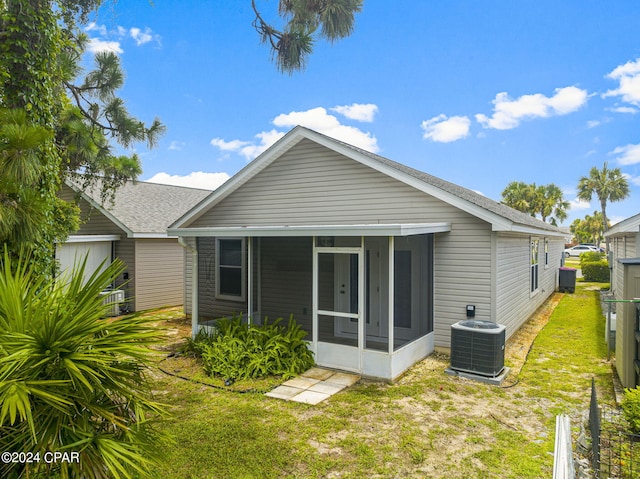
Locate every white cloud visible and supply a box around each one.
[85,24,160,56]
[330,103,378,122]
[86,38,123,54]
[610,143,640,165]
[237,130,286,160]
[130,27,154,45]
[476,86,588,130]
[273,107,379,152]
[145,171,230,190]
[210,138,251,151]
[609,106,639,114]
[421,114,470,143]
[609,215,626,225]
[569,198,591,211]
[604,58,640,106]
[85,22,108,36]
[168,141,185,151]
[210,106,379,161]
[628,175,640,187]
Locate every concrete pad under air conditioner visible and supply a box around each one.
[444,366,511,386]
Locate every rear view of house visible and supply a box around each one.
[58,179,211,313]
[169,126,566,380]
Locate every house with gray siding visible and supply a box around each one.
[604,213,640,388]
[58,179,210,313]
[169,126,566,380]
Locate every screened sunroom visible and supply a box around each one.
[190,225,447,380]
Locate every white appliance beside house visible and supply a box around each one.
[55,234,124,316]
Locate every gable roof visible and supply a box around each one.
[170,126,566,237]
[66,178,211,238]
[604,212,640,237]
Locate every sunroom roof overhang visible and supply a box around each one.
[168,223,451,238]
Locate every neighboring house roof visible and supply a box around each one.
[604,212,640,237]
[171,126,566,237]
[66,178,212,238]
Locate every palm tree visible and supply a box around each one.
[571,211,608,245]
[0,250,168,479]
[535,183,569,226]
[501,181,536,214]
[577,162,630,234]
[501,181,569,225]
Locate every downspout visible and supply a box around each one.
[178,237,199,338]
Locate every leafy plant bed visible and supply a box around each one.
[158,353,284,393]
[181,314,315,383]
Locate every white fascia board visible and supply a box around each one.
[130,233,170,239]
[605,214,640,237]
[168,223,451,238]
[60,234,121,243]
[65,181,134,238]
[170,130,307,229]
[509,224,570,238]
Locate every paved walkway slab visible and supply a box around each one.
[266,367,360,405]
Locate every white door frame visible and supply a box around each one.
[312,238,364,372]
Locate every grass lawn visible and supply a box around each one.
[145,281,614,479]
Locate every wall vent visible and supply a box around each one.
[450,320,506,377]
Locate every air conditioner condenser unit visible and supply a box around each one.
[450,320,506,377]
[100,289,125,317]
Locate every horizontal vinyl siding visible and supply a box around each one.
[59,185,124,236]
[433,222,492,348]
[190,139,478,227]
[135,240,185,311]
[197,237,245,320]
[611,234,639,297]
[495,234,562,339]
[184,238,195,316]
[613,237,625,297]
[115,239,135,311]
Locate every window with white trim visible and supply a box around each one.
[544,238,549,267]
[216,238,245,300]
[530,238,540,293]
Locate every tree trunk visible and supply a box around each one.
[600,198,609,252]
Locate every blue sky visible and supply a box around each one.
[84,1,640,226]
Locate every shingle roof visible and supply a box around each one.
[67,178,211,236]
[171,126,567,236]
[303,127,564,234]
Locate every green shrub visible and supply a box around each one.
[579,251,604,266]
[197,315,315,381]
[581,261,610,282]
[0,249,168,479]
[180,328,212,357]
[622,387,640,434]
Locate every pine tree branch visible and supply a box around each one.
[251,0,283,49]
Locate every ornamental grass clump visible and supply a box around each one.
[0,249,169,479]
[195,315,314,382]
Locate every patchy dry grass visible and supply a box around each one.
[145,283,613,478]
